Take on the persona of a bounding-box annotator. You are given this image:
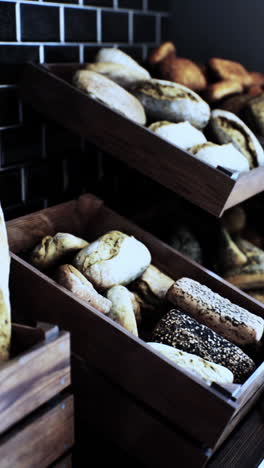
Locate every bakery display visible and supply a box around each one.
[148,342,234,384]
[73,70,146,125]
[167,277,264,347]
[148,121,207,150]
[0,204,11,362]
[30,232,88,270]
[188,142,250,172]
[107,285,139,336]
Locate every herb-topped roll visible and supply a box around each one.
[131,79,210,129]
[152,309,255,383]
[73,230,151,291]
[107,285,139,336]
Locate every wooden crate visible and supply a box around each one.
[6,193,264,467]
[0,322,73,467]
[19,63,264,217]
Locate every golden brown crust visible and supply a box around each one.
[247,85,263,97]
[160,56,207,92]
[208,58,252,87]
[205,79,243,102]
[148,42,176,65]
[248,71,264,86]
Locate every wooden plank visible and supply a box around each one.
[51,453,72,468]
[72,354,209,468]
[0,330,70,435]
[0,394,74,468]
[20,63,236,217]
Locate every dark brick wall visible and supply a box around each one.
[0,0,169,220]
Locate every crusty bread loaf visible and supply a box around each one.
[73,70,146,125]
[167,277,264,347]
[188,142,250,173]
[148,42,176,65]
[160,56,207,92]
[55,264,111,314]
[210,109,264,168]
[73,230,151,291]
[31,233,88,270]
[148,342,234,384]
[85,62,149,88]
[218,228,247,273]
[208,58,252,87]
[95,48,150,80]
[132,264,174,306]
[107,285,138,336]
[152,309,255,383]
[0,204,11,361]
[205,80,243,102]
[148,121,207,150]
[131,79,210,129]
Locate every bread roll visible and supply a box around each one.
[0,204,11,361]
[210,109,264,168]
[188,142,250,173]
[160,56,207,92]
[133,265,174,306]
[205,80,243,103]
[107,285,138,336]
[73,230,151,290]
[167,277,264,347]
[148,121,207,150]
[148,342,234,384]
[131,79,210,129]
[221,206,247,235]
[73,70,146,125]
[218,228,247,273]
[85,62,149,88]
[167,225,203,264]
[152,309,255,383]
[55,264,111,314]
[148,42,176,65]
[244,94,264,137]
[95,48,150,80]
[31,233,88,270]
[208,58,252,87]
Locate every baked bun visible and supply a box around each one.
[132,79,210,129]
[167,225,203,264]
[73,230,151,291]
[107,285,138,336]
[152,309,255,383]
[85,62,149,88]
[210,109,264,168]
[31,233,88,270]
[148,42,176,65]
[0,204,11,361]
[222,205,247,234]
[188,142,250,172]
[56,264,112,314]
[167,277,264,347]
[73,70,146,125]
[148,121,207,150]
[160,56,207,92]
[132,265,174,307]
[95,48,150,80]
[148,342,234,384]
[244,93,264,137]
[205,80,243,102]
[208,58,252,87]
[218,228,247,273]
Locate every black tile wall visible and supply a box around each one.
[0,0,170,219]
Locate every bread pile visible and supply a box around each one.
[73,45,264,174]
[30,228,264,385]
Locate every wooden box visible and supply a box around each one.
[0,322,74,467]
[19,63,264,217]
[6,193,264,467]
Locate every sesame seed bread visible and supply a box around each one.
[152,309,255,383]
[107,285,138,336]
[73,70,146,125]
[55,264,112,315]
[148,121,207,150]
[148,342,234,384]
[95,48,150,80]
[210,109,264,168]
[131,79,210,129]
[188,142,250,172]
[167,277,264,347]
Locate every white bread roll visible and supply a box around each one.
[85,62,149,88]
[73,70,146,125]
[107,285,138,336]
[148,121,207,150]
[0,204,11,361]
[148,342,234,384]
[95,48,150,80]
[188,142,250,172]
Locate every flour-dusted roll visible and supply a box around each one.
[210,109,264,168]
[167,277,264,347]
[188,142,250,172]
[148,121,207,150]
[55,264,112,314]
[95,48,150,80]
[73,70,146,125]
[85,62,149,88]
[152,309,255,383]
[31,233,88,270]
[131,79,210,129]
[148,342,234,384]
[73,230,151,291]
[0,204,11,362]
[133,264,174,306]
[107,285,138,336]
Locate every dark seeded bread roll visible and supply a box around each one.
[167,277,264,347]
[152,309,255,383]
